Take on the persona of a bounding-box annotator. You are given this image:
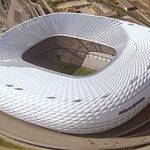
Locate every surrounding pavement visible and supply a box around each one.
[0,105,150,150]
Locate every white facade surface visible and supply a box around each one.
[0,13,150,134]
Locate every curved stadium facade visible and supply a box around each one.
[0,13,150,134]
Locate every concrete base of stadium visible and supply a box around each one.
[0,104,150,150]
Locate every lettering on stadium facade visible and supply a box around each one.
[119,97,145,115]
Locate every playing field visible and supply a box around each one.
[48,61,94,76]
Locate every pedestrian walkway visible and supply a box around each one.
[0,105,150,150]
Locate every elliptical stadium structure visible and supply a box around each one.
[0,13,150,134]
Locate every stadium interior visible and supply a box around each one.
[23,36,116,76]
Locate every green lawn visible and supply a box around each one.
[48,61,94,76]
[0,138,23,149]
[73,67,94,76]
[0,138,36,150]
[49,61,79,75]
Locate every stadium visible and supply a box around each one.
[0,13,150,136]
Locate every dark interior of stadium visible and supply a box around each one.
[23,36,116,76]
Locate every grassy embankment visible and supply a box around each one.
[0,138,36,150]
